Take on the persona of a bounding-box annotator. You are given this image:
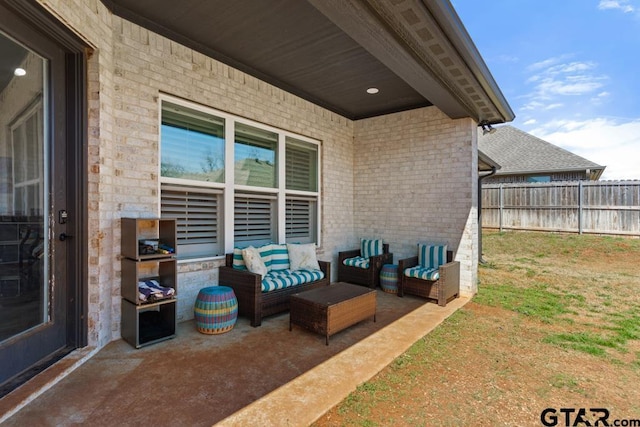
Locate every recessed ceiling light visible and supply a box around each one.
[14,68,26,77]
[366,87,379,94]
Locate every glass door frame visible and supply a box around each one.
[0,0,87,395]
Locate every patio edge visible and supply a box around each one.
[0,346,99,423]
[216,296,470,427]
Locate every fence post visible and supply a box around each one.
[499,184,504,232]
[578,181,583,234]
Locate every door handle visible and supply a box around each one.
[59,233,73,241]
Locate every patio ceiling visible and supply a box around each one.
[0,34,27,93]
[101,0,514,123]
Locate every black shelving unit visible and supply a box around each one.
[120,218,177,348]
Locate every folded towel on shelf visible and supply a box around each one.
[138,279,175,303]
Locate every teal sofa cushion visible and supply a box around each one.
[261,269,325,292]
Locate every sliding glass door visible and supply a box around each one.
[0,1,85,394]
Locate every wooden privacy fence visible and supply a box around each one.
[481,181,640,236]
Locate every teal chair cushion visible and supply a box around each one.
[361,238,383,259]
[404,266,440,281]
[418,244,447,269]
[343,256,370,269]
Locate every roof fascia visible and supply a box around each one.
[308,0,514,123]
[307,0,468,118]
[496,166,607,176]
[478,149,501,171]
[424,0,514,123]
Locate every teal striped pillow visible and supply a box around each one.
[232,247,248,270]
[269,243,290,271]
[418,244,447,269]
[257,244,273,271]
[233,244,275,271]
[361,239,383,259]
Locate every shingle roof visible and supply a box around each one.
[478,125,605,176]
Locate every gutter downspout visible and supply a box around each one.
[478,166,497,264]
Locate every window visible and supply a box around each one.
[285,196,317,243]
[161,183,223,257]
[160,102,225,258]
[286,138,317,192]
[234,193,276,246]
[234,123,277,188]
[285,138,318,243]
[161,102,225,182]
[11,99,43,216]
[527,175,551,183]
[160,97,321,258]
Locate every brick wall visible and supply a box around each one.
[39,0,356,344]
[353,109,479,295]
[37,0,478,348]
[107,17,358,327]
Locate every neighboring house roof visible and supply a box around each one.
[478,125,605,178]
[101,0,514,123]
[235,158,275,187]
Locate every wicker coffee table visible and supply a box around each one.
[289,282,376,345]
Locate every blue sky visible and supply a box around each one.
[453,0,640,180]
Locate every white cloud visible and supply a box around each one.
[545,103,564,110]
[590,91,611,105]
[521,57,609,112]
[536,76,605,97]
[598,0,635,13]
[529,61,606,98]
[523,119,537,125]
[550,61,596,74]
[521,101,545,111]
[496,54,519,63]
[527,56,566,72]
[526,74,542,84]
[529,118,640,180]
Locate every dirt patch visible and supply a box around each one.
[313,232,640,426]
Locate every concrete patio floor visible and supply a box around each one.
[0,290,468,426]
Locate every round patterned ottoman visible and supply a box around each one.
[380,264,399,294]
[194,286,238,334]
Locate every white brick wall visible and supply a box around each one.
[353,108,478,295]
[36,0,479,350]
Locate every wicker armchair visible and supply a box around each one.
[397,246,459,307]
[338,241,393,289]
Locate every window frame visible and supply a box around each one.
[159,95,321,260]
[11,97,44,216]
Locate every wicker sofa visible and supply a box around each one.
[397,246,459,307]
[218,245,330,327]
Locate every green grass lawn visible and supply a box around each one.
[314,231,640,426]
